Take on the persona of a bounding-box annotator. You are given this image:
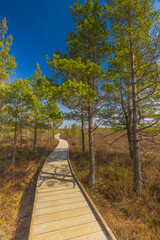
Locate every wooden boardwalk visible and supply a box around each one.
[29,139,116,240]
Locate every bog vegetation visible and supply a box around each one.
[0,0,160,239]
[62,126,160,239]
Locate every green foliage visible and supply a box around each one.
[67,0,109,63]
[1,79,32,125]
[71,123,79,138]
[47,55,106,112]
[43,98,63,130]
[28,62,62,132]
[0,58,61,158]
[102,0,160,132]
[29,63,49,129]
[47,0,112,186]
[64,125,71,137]
[46,0,111,121]
[0,18,17,85]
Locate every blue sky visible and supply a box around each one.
[1,0,160,80]
[0,0,159,81]
[0,0,160,127]
[0,0,78,81]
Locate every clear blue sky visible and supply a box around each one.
[0,0,159,81]
[0,0,79,81]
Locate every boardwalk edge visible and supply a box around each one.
[28,140,59,240]
[67,142,117,240]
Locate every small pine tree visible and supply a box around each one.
[71,123,78,138]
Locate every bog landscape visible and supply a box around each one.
[0,0,160,239]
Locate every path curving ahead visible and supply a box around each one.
[29,139,116,240]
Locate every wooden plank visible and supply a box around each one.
[32,213,97,235]
[37,177,75,186]
[37,182,76,189]
[31,221,104,240]
[37,196,85,209]
[71,231,109,240]
[37,185,78,193]
[34,206,92,225]
[37,188,80,198]
[37,191,82,203]
[38,174,73,179]
[43,165,70,169]
[37,180,76,189]
[35,201,88,216]
[41,171,71,175]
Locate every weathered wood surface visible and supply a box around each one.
[29,139,113,240]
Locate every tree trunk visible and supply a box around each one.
[53,126,55,141]
[81,112,86,153]
[88,105,95,186]
[27,127,30,147]
[1,125,4,143]
[48,129,50,144]
[41,128,43,146]
[127,81,133,160]
[130,36,141,194]
[33,122,37,153]
[127,127,133,160]
[19,123,22,150]
[12,117,18,165]
[126,115,133,160]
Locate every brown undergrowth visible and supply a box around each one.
[68,132,160,240]
[0,139,57,240]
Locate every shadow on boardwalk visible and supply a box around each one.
[11,163,43,240]
[37,147,76,189]
[11,147,74,240]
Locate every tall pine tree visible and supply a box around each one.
[65,0,109,185]
[106,0,160,193]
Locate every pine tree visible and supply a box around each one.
[0,18,17,85]
[43,98,62,140]
[47,0,110,186]
[63,110,86,152]
[29,63,46,153]
[71,123,78,138]
[64,125,71,137]
[69,0,110,186]
[2,79,32,164]
[47,55,107,186]
[105,0,160,193]
[0,18,17,124]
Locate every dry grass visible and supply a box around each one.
[68,130,160,240]
[0,138,57,240]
